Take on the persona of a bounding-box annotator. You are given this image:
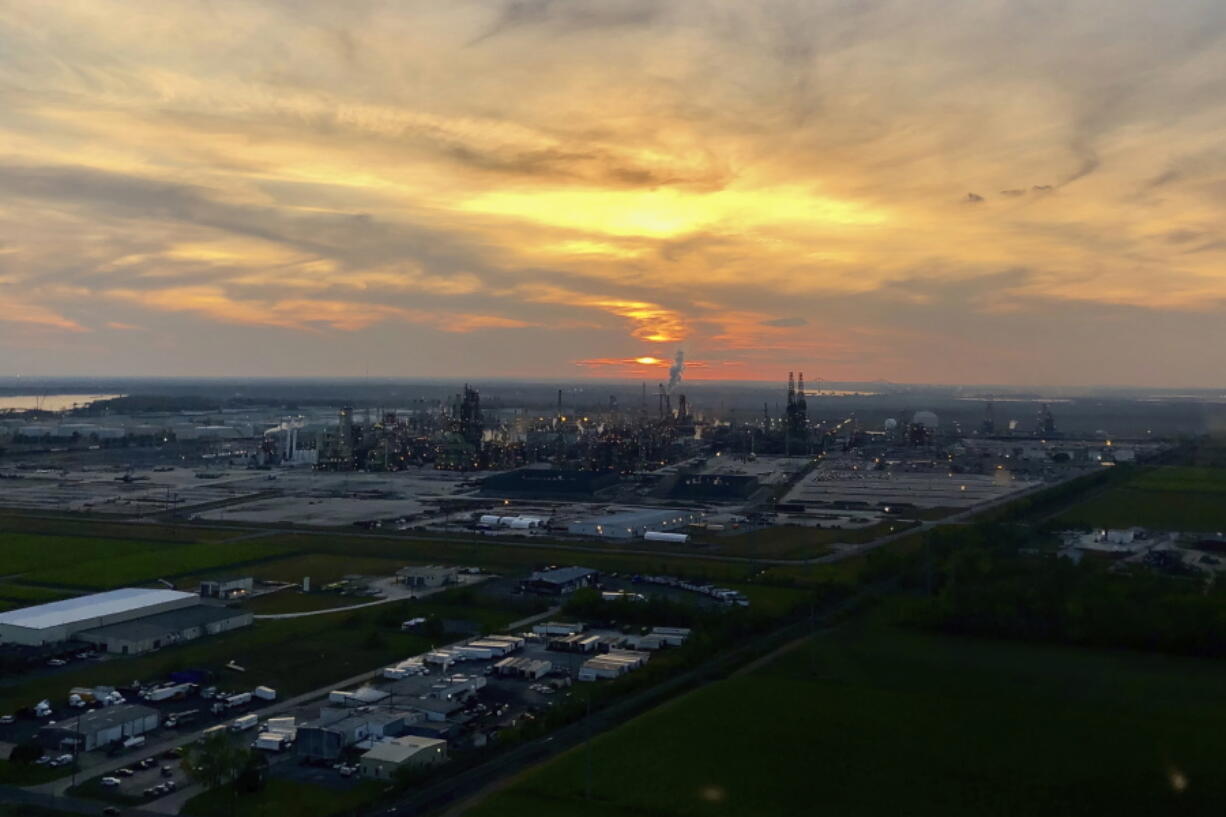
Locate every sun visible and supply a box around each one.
[635,356,663,365]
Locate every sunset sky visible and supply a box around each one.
[2,0,1225,385]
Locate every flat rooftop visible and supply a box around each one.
[77,603,245,643]
[0,588,196,631]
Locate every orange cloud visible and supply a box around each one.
[0,300,88,333]
[104,287,532,334]
[517,286,687,343]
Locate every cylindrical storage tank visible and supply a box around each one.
[644,531,689,543]
[478,515,502,527]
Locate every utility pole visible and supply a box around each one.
[585,693,593,800]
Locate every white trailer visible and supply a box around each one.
[230,713,259,732]
[253,686,277,701]
[143,683,193,702]
[254,732,290,752]
[647,530,691,544]
[225,692,252,708]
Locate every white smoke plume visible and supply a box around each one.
[668,349,685,391]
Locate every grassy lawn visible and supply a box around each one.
[1056,466,1226,531]
[700,520,912,560]
[0,582,78,604]
[0,804,82,817]
[0,759,79,785]
[258,532,772,583]
[0,532,169,577]
[0,511,228,543]
[465,618,1226,816]
[183,779,383,817]
[21,539,294,590]
[237,553,406,586]
[243,590,374,615]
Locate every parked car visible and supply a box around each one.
[100,777,121,787]
[0,715,13,724]
[116,768,134,777]
[47,658,67,667]
[103,807,121,816]
[160,766,174,777]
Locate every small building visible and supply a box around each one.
[577,649,651,682]
[39,704,160,752]
[296,709,414,761]
[520,567,599,596]
[199,577,254,599]
[404,698,464,723]
[360,736,448,780]
[396,565,458,589]
[532,621,584,636]
[492,657,553,679]
[547,633,602,654]
[76,604,253,656]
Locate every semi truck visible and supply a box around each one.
[164,709,199,728]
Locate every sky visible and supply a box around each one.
[2,0,1226,387]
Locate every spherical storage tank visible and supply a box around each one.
[912,411,939,429]
[883,418,898,432]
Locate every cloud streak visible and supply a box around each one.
[2,1,1226,384]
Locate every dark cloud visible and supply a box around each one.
[965,192,984,203]
[761,317,808,327]
[1000,189,1027,197]
[470,0,660,45]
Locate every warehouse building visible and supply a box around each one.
[360,735,448,780]
[199,577,254,599]
[519,566,599,596]
[567,508,705,540]
[77,604,253,655]
[0,588,199,647]
[395,565,458,589]
[39,704,160,752]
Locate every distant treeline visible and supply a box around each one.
[891,521,1226,661]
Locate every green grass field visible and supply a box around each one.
[242,590,374,615]
[465,619,1226,817]
[1056,466,1226,531]
[19,539,294,589]
[184,779,382,817]
[0,583,78,603]
[0,532,169,577]
[237,553,406,586]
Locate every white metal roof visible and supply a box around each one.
[0,588,195,631]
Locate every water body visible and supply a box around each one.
[0,394,123,412]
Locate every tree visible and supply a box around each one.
[184,730,250,815]
[10,739,43,764]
